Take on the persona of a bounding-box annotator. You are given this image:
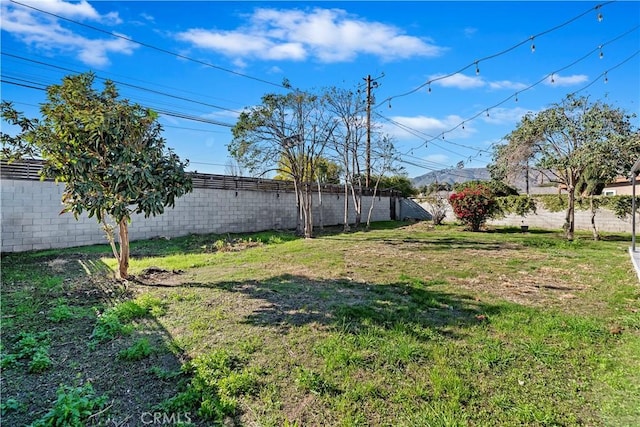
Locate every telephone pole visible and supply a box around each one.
[363,73,383,188]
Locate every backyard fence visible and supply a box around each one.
[1,160,400,252]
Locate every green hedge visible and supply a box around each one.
[496,195,639,220]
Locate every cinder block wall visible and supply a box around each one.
[425,201,635,233]
[1,179,395,252]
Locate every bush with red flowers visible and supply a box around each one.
[448,184,498,231]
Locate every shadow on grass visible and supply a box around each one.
[0,252,190,427]
[176,274,504,340]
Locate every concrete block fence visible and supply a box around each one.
[1,178,397,253]
[418,200,636,233]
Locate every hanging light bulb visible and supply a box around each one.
[604,72,608,84]
[428,83,432,93]
[597,12,603,22]
[530,36,535,53]
[599,46,604,59]
[388,100,392,109]
[462,122,465,130]
[515,93,519,103]
[475,61,480,75]
[442,133,445,140]
[486,109,490,118]
[550,74,555,84]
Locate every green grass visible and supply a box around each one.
[1,223,639,426]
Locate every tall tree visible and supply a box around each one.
[324,86,368,230]
[1,73,192,278]
[229,90,335,238]
[491,94,637,240]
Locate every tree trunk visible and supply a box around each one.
[302,184,313,238]
[565,190,575,241]
[343,180,350,232]
[590,196,600,241]
[316,177,324,231]
[118,218,130,279]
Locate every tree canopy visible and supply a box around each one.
[490,94,638,240]
[1,73,192,278]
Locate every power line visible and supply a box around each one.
[376,1,615,107]
[0,78,234,128]
[9,0,289,90]
[2,52,242,115]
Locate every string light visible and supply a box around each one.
[599,45,604,59]
[475,61,480,75]
[515,92,519,102]
[596,4,603,22]
[461,122,465,130]
[486,110,490,118]
[428,83,432,93]
[530,36,536,53]
[388,100,392,109]
[550,74,555,83]
[604,72,608,84]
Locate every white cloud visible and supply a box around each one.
[464,27,477,38]
[544,73,589,87]
[18,0,121,24]
[384,114,475,140]
[481,107,531,125]
[431,73,485,89]
[1,1,135,67]
[423,153,450,164]
[488,80,528,90]
[176,7,445,63]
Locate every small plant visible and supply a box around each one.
[31,383,109,427]
[1,398,21,415]
[118,338,154,361]
[294,367,338,395]
[49,299,75,323]
[5,332,53,373]
[159,349,259,423]
[28,347,53,373]
[90,296,166,347]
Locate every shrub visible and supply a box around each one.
[449,185,498,231]
[31,383,108,427]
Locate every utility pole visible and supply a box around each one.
[363,73,383,188]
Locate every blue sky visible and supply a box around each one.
[2,0,639,179]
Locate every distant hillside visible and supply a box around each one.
[411,168,491,188]
[411,167,559,194]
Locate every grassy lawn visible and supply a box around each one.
[1,222,639,426]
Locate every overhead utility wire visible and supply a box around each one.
[392,25,640,151]
[376,1,614,107]
[0,78,234,128]
[2,52,242,115]
[10,0,288,90]
[422,29,640,146]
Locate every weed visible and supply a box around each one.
[48,299,75,322]
[1,398,21,415]
[295,367,339,396]
[118,338,154,361]
[159,349,260,423]
[31,383,108,427]
[90,295,166,347]
[28,348,53,373]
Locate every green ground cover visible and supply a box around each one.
[1,222,638,426]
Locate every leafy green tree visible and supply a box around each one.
[449,184,499,232]
[274,155,341,184]
[373,174,417,198]
[453,180,519,197]
[1,73,192,278]
[229,90,335,238]
[491,95,638,240]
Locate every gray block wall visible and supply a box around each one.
[1,179,396,252]
[420,200,636,233]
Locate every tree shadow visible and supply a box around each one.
[178,274,505,341]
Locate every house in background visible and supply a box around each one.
[602,177,633,196]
